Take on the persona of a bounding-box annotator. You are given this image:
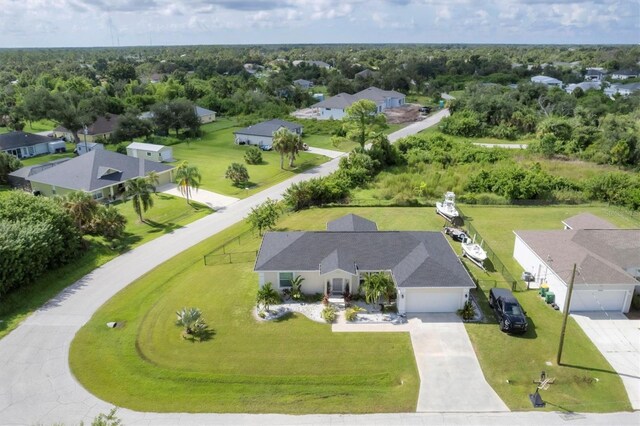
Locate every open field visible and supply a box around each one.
[70,205,632,413]
[0,194,212,340]
[460,205,637,412]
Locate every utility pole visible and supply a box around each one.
[557,264,577,366]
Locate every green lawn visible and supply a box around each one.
[172,121,328,198]
[303,133,358,152]
[70,207,445,413]
[0,119,57,135]
[19,143,77,166]
[460,205,637,412]
[0,194,212,340]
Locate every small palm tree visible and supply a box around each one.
[146,170,160,193]
[175,161,202,204]
[290,275,305,300]
[62,191,98,233]
[256,282,280,312]
[93,205,127,239]
[125,177,155,222]
[175,307,207,337]
[361,272,395,306]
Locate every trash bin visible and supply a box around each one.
[545,292,555,304]
[539,287,548,297]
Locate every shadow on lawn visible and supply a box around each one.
[560,363,640,379]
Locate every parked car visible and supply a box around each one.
[488,288,528,334]
[259,144,272,151]
[444,226,468,242]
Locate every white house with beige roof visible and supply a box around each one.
[513,213,640,313]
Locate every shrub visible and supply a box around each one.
[345,306,364,322]
[440,110,484,137]
[225,162,250,186]
[0,151,22,184]
[321,305,337,323]
[457,300,475,321]
[244,146,263,165]
[283,176,349,211]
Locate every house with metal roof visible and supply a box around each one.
[233,119,303,147]
[0,131,65,159]
[26,149,174,201]
[254,214,475,313]
[513,214,640,313]
[310,86,406,120]
[126,142,174,162]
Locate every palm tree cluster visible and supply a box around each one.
[59,191,126,239]
[360,272,396,306]
[256,282,280,312]
[272,127,304,169]
[175,307,208,338]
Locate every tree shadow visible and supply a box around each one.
[559,363,640,379]
[184,329,217,342]
[273,312,295,322]
[483,258,498,273]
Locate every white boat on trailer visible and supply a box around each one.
[461,237,487,269]
[436,191,460,222]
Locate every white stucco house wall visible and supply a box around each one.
[75,142,104,155]
[254,214,475,314]
[513,213,640,313]
[126,142,174,162]
[0,131,65,159]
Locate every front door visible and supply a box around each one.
[332,278,343,295]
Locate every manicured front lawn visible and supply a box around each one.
[70,207,440,413]
[0,194,212,340]
[460,205,636,412]
[19,143,77,166]
[172,121,327,198]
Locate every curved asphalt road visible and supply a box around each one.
[3,109,637,425]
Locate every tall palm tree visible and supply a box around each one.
[124,177,154,222]
[62,191,98,233]
[146,170,160,193]
[175,161,202,204]
[272,127,301,169]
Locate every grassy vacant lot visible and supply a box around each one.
[0,119,57,135]
[70,207,444,413]
[461,205,637,412]
[172,119,327,198]
[0,194,212,340]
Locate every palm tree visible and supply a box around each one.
[124,177,154,222]
[62,191,98,233]
[361,272,395,306]
[256,282,280,312]
[272,127,302,169]
[93,205,127,239]
[175,307,207,337]
[175,161,202,204]
[146,170,160,193]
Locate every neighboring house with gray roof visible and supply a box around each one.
[605,82,640,97]
[27,149,174,201]
[531,75,563,88]
[564,81,601,94]
[611,70,639,80]
[293,79,314,89]
[195,106,216,123]
[513,214,640,313]
[293,60,332,69]
[254,214,475,313]
[54,114,120,143]
[234,119,302,147]
[311,86,406,120]
[0,131,65,159]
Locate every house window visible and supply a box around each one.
[146,152,151,156]
[92,191,104,200]
[279,272,294,288]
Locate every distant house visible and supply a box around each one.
[293,79,314,89]
[585,68,607,82]
[243,63,264,74]
[605,82,640,97]
[195,106,216,124]
[292,60,332,69]
[7,159,70,191]
[310,86,406,120]
[26,150,175,200]
[531,75,563,87]
[355,69,376,79]
[513,214,640,313]
[565,81,601,94]
[611,70,639,80]
[254,214,476,313]
[234,119,303,147]
[0,131,65,159]
[126,142,174,162]
[54,114,120,143]
[75,142,104,156]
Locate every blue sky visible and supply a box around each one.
[0,0,638,47]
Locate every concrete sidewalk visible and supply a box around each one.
[306,146,346,159]
[158,183,239,210]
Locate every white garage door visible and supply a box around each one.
[405,288,463,313]
[570,290,627,312]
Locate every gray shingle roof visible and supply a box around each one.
[255,220,475,289]
[55,114,120,136]
[234,119,302,138]
[0,131,58,150]
[515,229,640,286]
[27,149,173,192]
[327,214,378,232]
[311,86,405,110]
[195,106,215,117]
[562,213,617,230]
[8,159,70,179]
[312,93,357,109]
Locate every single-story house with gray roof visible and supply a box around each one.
[513,214,640,313]
[195,106,216,123]
[254,214,476,313]
[293,79,314,89]
[234,119,302,147]
[0,131,65,159]
[310,86,405,120]
[27,149,174,201]
[8,158,70,191]
[54,114,120,143]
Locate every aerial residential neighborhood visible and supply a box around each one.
[0,2,639,426]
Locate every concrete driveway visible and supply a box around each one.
[158,183,239,210]
[409,314,509,412]
[572,312,640,409]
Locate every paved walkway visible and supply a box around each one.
[158,183,239,210]
[572,312,640,410]
[306,146,346,159]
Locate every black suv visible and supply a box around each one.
[488,288,528,334]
